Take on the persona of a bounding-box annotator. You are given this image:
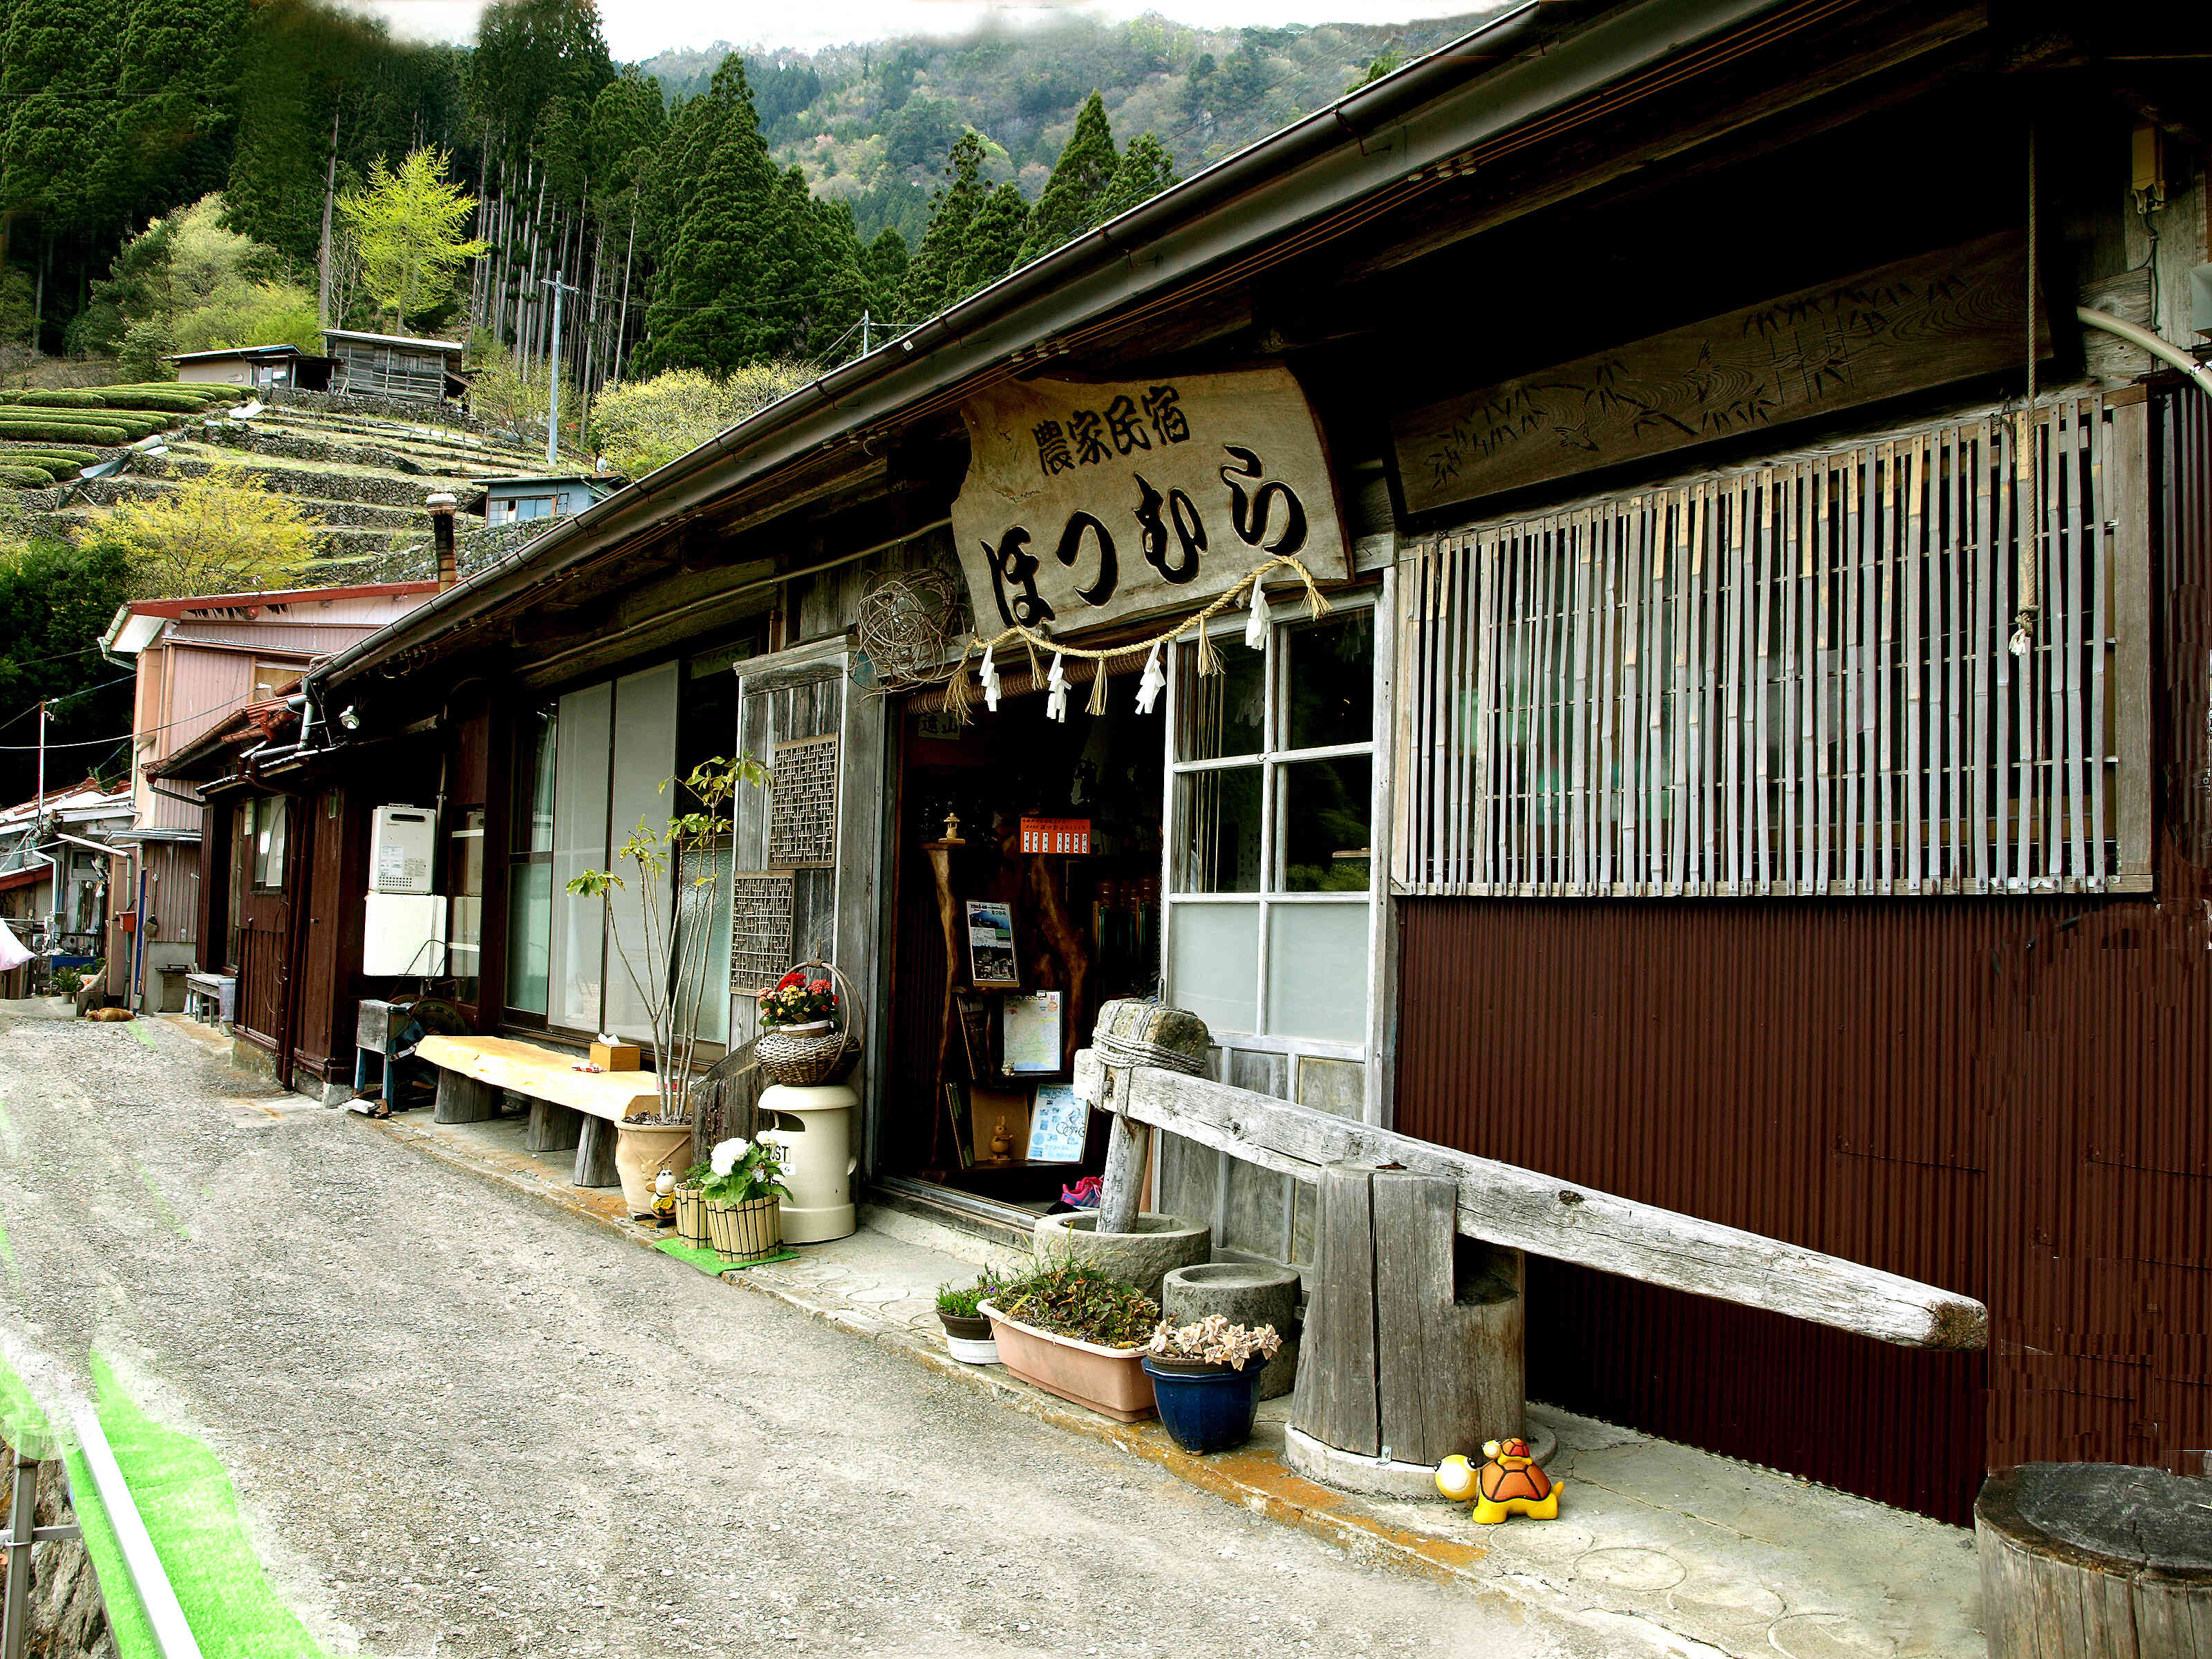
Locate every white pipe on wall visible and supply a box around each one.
[2077,306,2212,401]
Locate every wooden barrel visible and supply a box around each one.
[1976,1463,2212,1658]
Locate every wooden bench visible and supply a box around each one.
[414,1035,661,1188]
[182,972,233,1026]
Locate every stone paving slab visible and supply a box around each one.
[346,1068,1985,1659]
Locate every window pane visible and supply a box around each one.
[255,796,288,889]
[449,808,485,1006]
[603,662,680,1042]
[675,840,733,1046]
[550,682,612,1031]
[1168,903,1257,1035]
[1284,610,1373,751]
[1280,756,1371,891]
[1266,903,1369,1042]
[1174,637,1266,760]
[513,704,556,853]
[1173,766,1262,893]
[505,861,550,1015]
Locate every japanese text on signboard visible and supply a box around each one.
[950,367,1348,635]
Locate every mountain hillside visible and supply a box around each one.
[637,11,1502,247]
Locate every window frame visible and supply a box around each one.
[1159,590,1385,1074]
[248,795,288,894]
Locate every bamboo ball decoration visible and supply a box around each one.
[856,567,963,686]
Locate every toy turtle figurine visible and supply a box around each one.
[1435,1437,1562,1524]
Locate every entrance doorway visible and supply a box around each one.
[884,668,1161,1221]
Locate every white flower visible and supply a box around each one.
[710,1136,751,1177]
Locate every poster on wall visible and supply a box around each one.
[965,901,1019,986]
[1026,1082,1087,1163]
[1001,991,1062,1074]
[950,366,1350,635]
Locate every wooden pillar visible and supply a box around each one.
[573,1116,619,1187]
[1094,1065,1148,1235]
[1292,1165,1526,1467]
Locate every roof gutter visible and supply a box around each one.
[308,0,1793,701]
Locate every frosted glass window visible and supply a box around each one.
[549,682,611,1032]
[506,861,550,1015]
[1168,904,1259,1037]
[603,662,679,1041]
[1266,904,1369,1042]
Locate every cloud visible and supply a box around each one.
[357,0,1490,59]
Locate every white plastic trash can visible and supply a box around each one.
[758,1082,859,1244]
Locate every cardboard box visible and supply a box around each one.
[590,1040,641,1071]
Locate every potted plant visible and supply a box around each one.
[565,753,767,1123]
[935,1273,1005,1365]
[758,969,836,1034]
[674,1161,710,1245]
[979,1261,1159,1421]
[1141,1315,1282,1454]
[754,961,860,1087]
[701,1136,792,1264]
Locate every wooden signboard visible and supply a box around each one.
[1391,231,2047,516]
[951,366,1349,635]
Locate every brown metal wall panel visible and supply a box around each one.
[1393,386,2212,1523]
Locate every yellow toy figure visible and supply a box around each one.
[1435,1438,1562,1524]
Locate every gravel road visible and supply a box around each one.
[0,1009,1604,1658]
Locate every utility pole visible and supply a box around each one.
[317,104,339,330]
[34,700,46,817]
[861,310,871,355]
[541,270,578,467]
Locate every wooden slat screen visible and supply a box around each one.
[1393,397,2150,897]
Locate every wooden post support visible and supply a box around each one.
[1372,1172,1524,1465]
[573,1116,619,1188]
[1094,1065,1148,1236]
[1976,1464,2212,1658]
[526,1099,582,1154]
[433,1069,497,1125]
[1293,1164,1382,1456]
[1293,1166,1526,1467]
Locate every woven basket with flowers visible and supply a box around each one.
[754,959,861,1087]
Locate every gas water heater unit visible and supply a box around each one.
[369,805,435,894]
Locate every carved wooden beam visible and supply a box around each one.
[1076,1051,1987,1351]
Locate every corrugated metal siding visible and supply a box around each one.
[162,623,384,653]
[1393,386,2212,1526]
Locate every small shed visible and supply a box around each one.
[322,330,468,402]
[479,473,618,527]
[167,344,305,391]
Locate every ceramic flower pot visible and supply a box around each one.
[614,1123,693,1217]
[1141,1356,1266,1454]
[937,1311,997,1365]
[978,1301,1154,1421]
[706,1195,782,1264]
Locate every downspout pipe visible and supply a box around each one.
[2077,308,2212,401]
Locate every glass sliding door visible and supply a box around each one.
[602,662,679,1040]
[549,682,612,1032]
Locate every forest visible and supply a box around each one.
[0,0,1478,800]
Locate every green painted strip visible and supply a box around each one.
[91,1354,328,1657]
[124,1020,156,1049]
[130,1162,189,1240]
[0,1350,158,1659]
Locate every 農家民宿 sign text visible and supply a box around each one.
[950,367,1349,635]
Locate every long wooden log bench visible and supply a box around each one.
[414,1035,661,1189]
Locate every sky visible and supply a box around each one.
[357,0,1491,59]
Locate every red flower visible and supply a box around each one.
[807,979,831,995]
[776,971,805,990]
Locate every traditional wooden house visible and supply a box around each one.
[165,345,308,392]
[100,583,439,1015]
[479,472,619,527]
[321,330,468,403]
[0,780,135,993]
[285,2,2207,1524]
